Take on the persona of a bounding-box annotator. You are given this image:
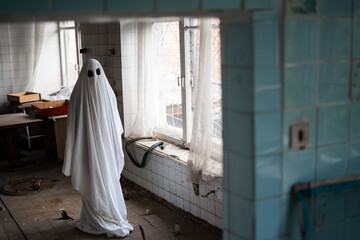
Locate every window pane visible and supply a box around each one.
[160,22,183,130]
[60,27,79,86]
[211,19,222,140]
[59,21,75,28]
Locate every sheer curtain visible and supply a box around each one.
[9,22,62,95]
[121,21,162,137]
[9,22,45,93]
[187,19,223,184]
[32,22,62,95]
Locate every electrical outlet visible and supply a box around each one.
[290,116,310,150]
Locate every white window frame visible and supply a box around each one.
[153,18,197,148]
[154,18,222,154]
[58,21,82,86]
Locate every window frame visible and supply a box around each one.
[153,18,196,148]
[58,21,82,86]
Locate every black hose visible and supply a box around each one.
[125,137,165,168]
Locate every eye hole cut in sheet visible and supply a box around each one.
[62,59,133,238]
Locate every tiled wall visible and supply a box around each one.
[80,23,124,121]
[222,0,360,240]
[122,145,223,228]
[0,23,12,112]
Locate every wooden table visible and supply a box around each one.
[0,113,43,170]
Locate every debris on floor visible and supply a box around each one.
[59,209,73,220]
[0,162,221,239]
[0,178,57,196]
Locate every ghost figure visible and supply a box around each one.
[62,59,133,237]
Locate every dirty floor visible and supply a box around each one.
[0,151,222,240]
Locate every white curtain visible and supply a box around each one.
[187,19,223,184]
[9,22,62,96]
[32,22,62,96]
[121,21,162,137]
[9,22,45,93]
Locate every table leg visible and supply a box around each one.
[5,128,20,171]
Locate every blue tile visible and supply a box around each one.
[253,11,280,21]
[348,141,360,175]
[320,18,351,60]
[244,0,281,9]
[254,67,281,111]
[351,102,360,140]
[223,189,230,230]
[255,198,282,239]
[319,0,351,16]
[223,110,253,157]
[345,218,360,240]
[0,0,49,13]
[223,67,253,112]
[286,0,316,16]
[318,104,349,146]
[285,19,318,63]
[279,233,302,240]
[284,64,317,108]
[354,19,360,60]
[316,144,347,180]
[316,193,345,225]
[345,189,360,217]
[223,229,229,240]
[255,112,281,155]
[318,61,350,104]
[221,23,252,67]
[280,195,300,235]
[283,148,315,193]
[254,21,279,67]
[255,155,281,199]
[229,194,253,239]
[157,0,198,10]
[283,108,317,151]
[228,153,253,199]
[202,0,241,10]
[53,0,103,11]
[355,0,360,15]
[223,150,230,191]
[107,0,153,11]
[314,222,344,240]
[353,61,360,100]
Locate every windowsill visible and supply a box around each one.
[123,137,223,179]
[124,138,189,166]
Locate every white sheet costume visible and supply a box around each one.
[62,59,133,237]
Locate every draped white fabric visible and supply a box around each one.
[9,22,45,92]
[130,22,161,137]
[63,59,133,237]
[187,19,223,184]
[120,21,163,137]
[32,22,62,95]
[9,22,62,95]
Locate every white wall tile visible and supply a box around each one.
[176,183,182,198]
[191,203,199,217]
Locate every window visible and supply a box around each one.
[154,19,222,147]
[58,21,82,86]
